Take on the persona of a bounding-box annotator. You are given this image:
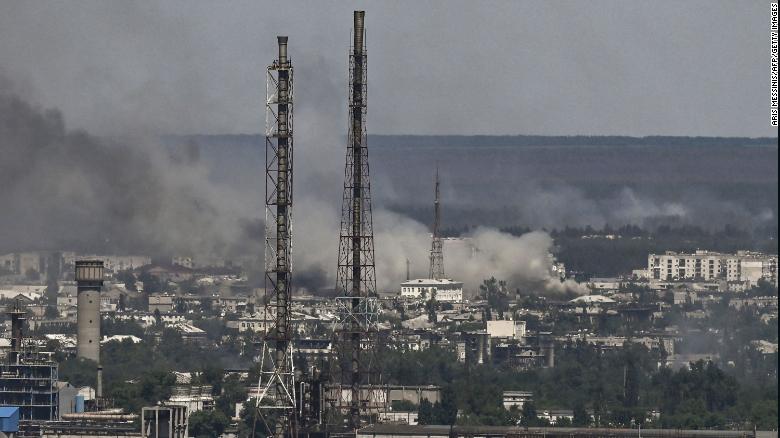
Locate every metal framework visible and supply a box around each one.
[332,10,385,431]
[254,35,297,438]
[1,300,59,421]
[429,168,444,280]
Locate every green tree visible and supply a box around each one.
[479,277,509,318]
[520,402,539,426]
[117,270,137,292]
[572,404,590,426]
[418,399,434,425]
[59,357,98,387]
[189,410,229,437]
[438,386,458,425]
[44,305,59,319]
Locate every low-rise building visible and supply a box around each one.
[400,278,463,303]
[486,320,526,341]
[502,391,532,411]
[148,294,175,313]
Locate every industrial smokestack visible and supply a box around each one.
[540,333,555,368]
[97,365,103,399]
[277,36,288,65]
[353,11,365,53]
[75,260,103,363]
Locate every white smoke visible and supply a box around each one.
[291,200,585,296]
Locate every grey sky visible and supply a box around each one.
[0,1,774,137]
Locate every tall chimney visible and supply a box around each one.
[353,11,365,55]
[97,365,103,399]
[75,260,103,363]
[540,334,555,368]
[277,36,288,65]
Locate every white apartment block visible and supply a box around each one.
[647,250,777,287]
[486,320,527,340]
[400,278,464,303]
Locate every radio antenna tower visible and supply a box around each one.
[333,10,384,431]
[429,168,444,280]
[254,35,296,438]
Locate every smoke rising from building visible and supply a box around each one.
[1,75,773,297]
[0,82,258,259]
[1,80,581,295]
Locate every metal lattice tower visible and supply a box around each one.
[332,10,385,431]
[254,36,297,438]
[429,168,444,280]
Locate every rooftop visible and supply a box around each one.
[401,278,463,286]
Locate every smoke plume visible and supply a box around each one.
[0,83,256,258]
[1,78,578,296]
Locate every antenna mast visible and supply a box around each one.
[429,168,444,280]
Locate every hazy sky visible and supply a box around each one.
[0,1,774,137]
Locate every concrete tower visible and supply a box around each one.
[76,260,103,362]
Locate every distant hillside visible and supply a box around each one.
[165,134,778,231]
[369,135,777,148]
[169,134,777,148]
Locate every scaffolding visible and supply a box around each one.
[0,301,58,421]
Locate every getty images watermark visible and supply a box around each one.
[772,2,778,126]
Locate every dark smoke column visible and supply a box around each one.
[76,260,103,362]
[334,10,384,431]
[254,36,297,438]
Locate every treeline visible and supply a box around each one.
[554,225,778,278]
[380,343,778,430]
[436,223,778,278]
[57,321,253,415]
[172,134,778,150]
[369,135,776,149]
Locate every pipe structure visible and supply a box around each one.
[61,413,138,421]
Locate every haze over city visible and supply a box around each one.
[0,2,776,438]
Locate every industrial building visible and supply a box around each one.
[0,301,58,421]
[356,424,761,438]
[141,405,187,438]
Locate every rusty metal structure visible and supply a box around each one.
[254,35,297,438]
[428,168,444,280]
[332,10,385,431]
